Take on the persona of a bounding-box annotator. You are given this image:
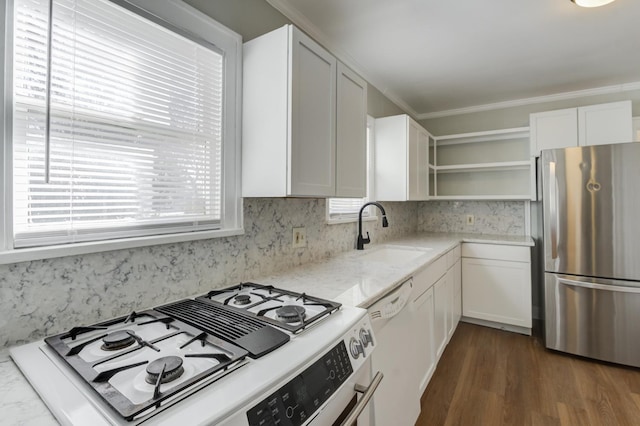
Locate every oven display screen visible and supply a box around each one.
[246,341,354,426]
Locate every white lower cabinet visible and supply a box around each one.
[453,259,462,326]
[433,274,448,359]
[433,246,461,359]
[406,244,462,393]
[447,260,461,340]
[462,243,532,330]
[411,269,436,395]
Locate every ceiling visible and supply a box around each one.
[267,0,640,118]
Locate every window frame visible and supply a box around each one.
[326,115,377,224]
[0,0,243,264]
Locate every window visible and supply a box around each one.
[2,0,242,260]
[327,115,376,223]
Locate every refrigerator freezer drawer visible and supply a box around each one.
[462,243,529,262]
[545,273,640,368]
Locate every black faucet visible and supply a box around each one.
[357,202,389,250]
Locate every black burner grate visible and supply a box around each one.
[156,299,289,358]
[44,310,248,421]
[199,282,342,334]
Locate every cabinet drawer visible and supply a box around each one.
[462,243,529,263]
[412,255,447,299]
[446,245,460,269]
[428,255,447,285]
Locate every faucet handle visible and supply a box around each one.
[364,232,370,244]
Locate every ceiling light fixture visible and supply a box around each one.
[571,0,616,7]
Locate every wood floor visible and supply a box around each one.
[416,322,640,426]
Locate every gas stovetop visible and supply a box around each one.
[44,308,249,421]
[26,283,343,424]
[196,282,342,334]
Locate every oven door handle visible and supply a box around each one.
[340,371,384,426]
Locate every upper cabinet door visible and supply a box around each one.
[335,63,367,198]
[289,29,337,197]
[407,119,421,200]
[407,122,430,200]
[375,114,430,201]
[529,108,578,156]
[578,101,633,147]
[529,101,633,157]
[242,25,338,198]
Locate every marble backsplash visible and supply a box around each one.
[0,198,418,348]
[417,200,527,236]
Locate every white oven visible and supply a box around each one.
[10,284,380,426]
[219,310,381,426]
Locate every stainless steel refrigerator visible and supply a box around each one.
[542,142,640,367]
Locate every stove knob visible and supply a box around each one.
[359,328,374,347]
[349,337,364,359]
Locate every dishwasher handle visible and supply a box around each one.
[340,371,384,426]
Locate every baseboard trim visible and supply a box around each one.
[461,316,532,336]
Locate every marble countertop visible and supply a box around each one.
[254,232,533,308]
[2,232,532,425]
[0,351,57,425]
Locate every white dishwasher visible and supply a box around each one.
[369,278,421,426]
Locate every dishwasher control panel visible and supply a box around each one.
[368,278,413,321]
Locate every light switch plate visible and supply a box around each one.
[466,215,475,225]
[292,227,307,248]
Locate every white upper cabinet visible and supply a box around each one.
[242,25,367,198]
[578,101,633,147]
[409,126,430,200]
[289,28,336,197]
[529,108,578,155]
[374,114,430,201]
[336,63,367,198]
[530,100,632,156]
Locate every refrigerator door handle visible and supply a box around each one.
[557,277,640,294]
[549,161,558,260]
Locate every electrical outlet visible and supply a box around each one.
[292,227,307,248]
[466,215,475,226]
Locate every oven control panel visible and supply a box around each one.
[246,341,354,426]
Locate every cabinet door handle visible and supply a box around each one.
[340,371,384,426]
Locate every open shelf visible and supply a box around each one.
[431,127,534,200]
[436,160,531,173]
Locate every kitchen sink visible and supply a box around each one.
[358,245,432,265]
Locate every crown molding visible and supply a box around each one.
[417,81,640,120]
[266,0,418,117]
[269,1,640,121]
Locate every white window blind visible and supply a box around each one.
[12,0,226,248]
[328,198,369,219]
